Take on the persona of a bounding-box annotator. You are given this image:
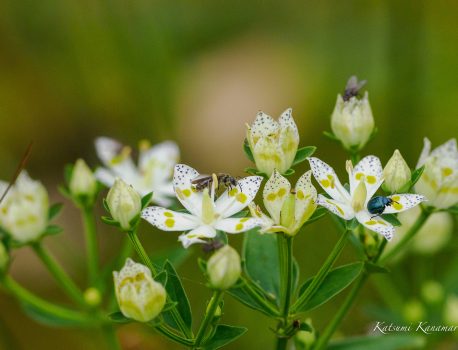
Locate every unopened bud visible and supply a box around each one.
[69,159,97,200]
[207,245,241,290]
[106,178,142,231]
[383,150,411,193]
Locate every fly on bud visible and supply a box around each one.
[331,76,375,151]
[113,258,166,322]
[207,245,241,290]
[106,178,142,231]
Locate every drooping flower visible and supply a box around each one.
[383,150,411,193]
[415,138,458,209]
[249,170,317,235]
[0,172,49,243]
[106,178,142,231]
[141,164,263,248]
[113,258,166,322]
[95,137,179,206]
[308,156,426,240]
[330,87,375,151]
[207,245,241,290]
[246,108,299,176]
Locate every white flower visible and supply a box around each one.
[246,108,299,176]
[330,92,374,151]
[113,258,166,322]
[308,156,426,240]
[248,170,317,235]
[95,137,179,206]
[0,172,49,243]
[415,138,458,209]
[141,164,263,248]
[106,178,142,231]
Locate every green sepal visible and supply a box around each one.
[283,168,295,176]
[101,216,120,227]
[48,203,64,220]
[141,192,153,209]
[244,167,268,178]
[345,218,359,231]
[409,165,425,189]
[380,214,401,227]
[243,138,255,163]
[102,198,110,212]
[295,262,364,313]
[43,225,63,236]
[108,311,131,324]
[204,324,247,350]
[447,205,458,215]
[292,146,316,166]
[323,131,340,142]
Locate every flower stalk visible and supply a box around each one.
[82,206,99,286]
[193,290,224,348]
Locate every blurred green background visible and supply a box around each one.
[0,0,457,349]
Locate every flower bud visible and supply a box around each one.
[0,242,9,273]
[383,150,411,193]
[0,172,49,244]
[114,258,166,322]
[84,287,102,306]
[106,178,142,231]
[69,159,97,201]
[246,109,299,176]
[331,92,375,151]
[207,245,241,290]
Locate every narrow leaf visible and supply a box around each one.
[292,146,316,166]
[205,324,247,350]
[410,165,425,189]
[243,138,255,163]
[48,203,64,220]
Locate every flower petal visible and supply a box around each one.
[356,211,395,240]
[250,112,279,140]
[416,137,432,168]
[262,170,291,223]
[173,164,203,217]
[178,225,216,248]
[278,108,299,142]
[141,207,199,231]
[352,155,383,201]
[307,157,350,203]
[139,141,179,183]
[94,167,116,187]
[431,138,458,159]
[214,217,262,233]
[294,171,317,223]
[382,194,426,214]
[316,194,354,220]
[215,176,262,218]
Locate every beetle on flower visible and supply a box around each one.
[141,164,263,248]
[95,137,179,207]
[307,156,426,240]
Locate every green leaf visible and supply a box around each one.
[44,225,63,236]
[381,214,401,227]
[328,334,426,350]
[323,131,339,142]
[141,192,153,209]
[410,165,425,189]
[292,146,316,166]
[48,203,64,220]
[228,281,278,317]
[205,324,247,350]
[162,260,192,332]
[108,311,131,324]
[243,138,255,163]
[243,229,280,304]
[21,302,93,328]
[296,262,364,312]
[155,270,168,286]
[365,261,390,274]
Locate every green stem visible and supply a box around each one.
[82,206,99,286]
[102,325,121,350]
[194,290,223,348]
[292,229,350,312]
[2,276,95,325]
[241,276,280,317]
[315,211,429,350]
[379,208,431,264]
[155,324,194,346]
[278,235,293,322]
[32,243,87,308]
[126,229,193,339]
[276,337,288,350]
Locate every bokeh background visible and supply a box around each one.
[0,1,457,349]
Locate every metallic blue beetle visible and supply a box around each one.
[367,196,394,217]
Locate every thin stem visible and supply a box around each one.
[126,229,193,338]
[315,211,430,350]
[82,206,99,286]
[379,208,431,264]
[155,325,194,346]
[2,276,95,325]
[194,290,223,348]
[292,229,350,312]
[32,243,87,308]
[278,235,293,322]
[276,337,288,350]
[241,276,280,317]
[102,325,121,350]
